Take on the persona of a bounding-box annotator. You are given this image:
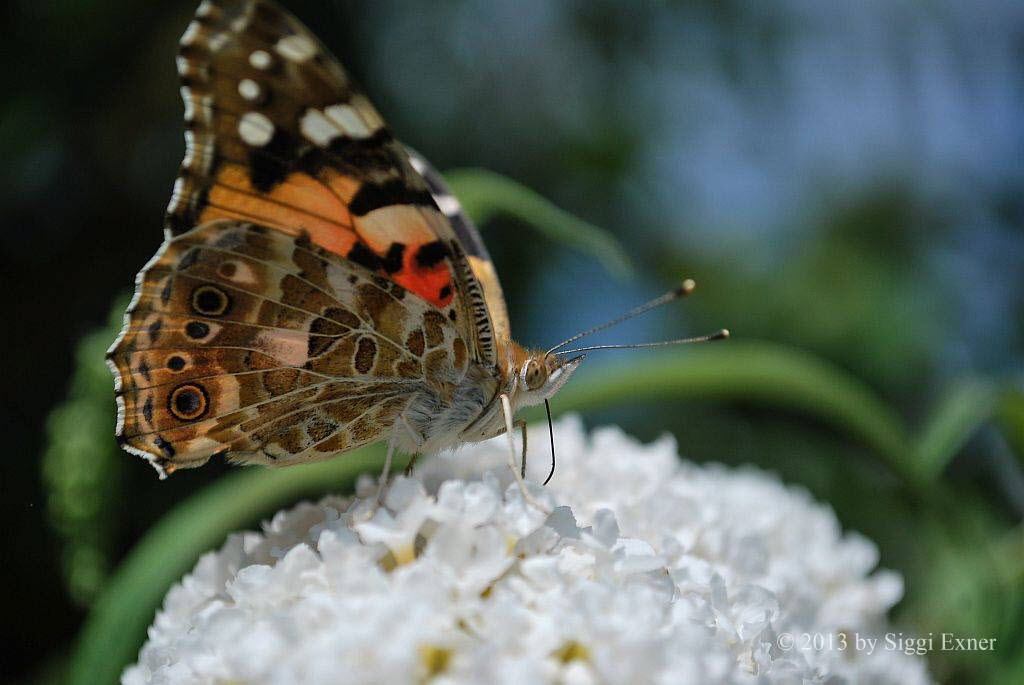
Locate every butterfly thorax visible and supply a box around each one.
[399,357,505,454]
[396,340,518,454]
[397,340,582,454]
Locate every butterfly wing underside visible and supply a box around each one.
[108,221,471,474]
[108,0,511,475]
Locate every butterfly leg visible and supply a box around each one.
[399,412,425,476]
[515,420,528,478]
[351,438,398,524]
[373,438,398,508]
[500,394,549,513]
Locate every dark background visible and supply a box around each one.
[4,1,1022,682]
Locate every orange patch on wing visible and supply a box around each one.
[394,241,454,308]
[321,169,361,206]
[201,164,359,257]
[200,166,456,307]
[353,206,455,308]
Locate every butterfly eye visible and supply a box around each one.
[523,359,547,391]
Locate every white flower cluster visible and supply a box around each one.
[125,416,930,684]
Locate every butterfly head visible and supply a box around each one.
[509,347,585,408]
[506,280,729,410]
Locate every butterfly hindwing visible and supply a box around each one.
[170,0,500,364]
[108,220,470,474]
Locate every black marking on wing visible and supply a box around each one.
[348,179,435,217]
[381,242,405,274]
[154,435,176,459]
[249,128,302,193]
[447,239,495,362]
[414,241,448,269]
[347,242,381,271]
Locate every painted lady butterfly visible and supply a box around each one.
[107,0,726,506]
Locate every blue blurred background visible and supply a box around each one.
[3,1,1022,682]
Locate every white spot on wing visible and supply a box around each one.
[221,260,257,285]
[180,86,195,121]
[435,194,461,216]
[238,111,274,147]
[167,177,186,214]
[183,130,196,167]
[275,34,317,62]
[183,130,215,172]
[256,330,312,366]
[324,104,371,138]
[352,95,384,130]
[249,49,272,70]
[176,56,189,77]
[238,78,261,101]
[112,389,125,431]
[180,21,201,46]
[207,31,229,52]
[196,0,214,17]
[408,154,426,174]
[299,108,338,146]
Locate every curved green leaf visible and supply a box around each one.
[445,168,634,280]
[914,378,1000,481]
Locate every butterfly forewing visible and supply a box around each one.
[170,0,498,359]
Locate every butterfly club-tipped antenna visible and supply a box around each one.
[546,278,697,355]
[538,279,727,488]
[547,278,729,357]
[554,328,730,355]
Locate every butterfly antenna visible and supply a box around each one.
[546,279,697,355]
[554,329,730,356]
[542,399,556,486]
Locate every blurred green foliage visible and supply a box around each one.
[42,299,128,606]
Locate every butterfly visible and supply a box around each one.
[107,0,726,506]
